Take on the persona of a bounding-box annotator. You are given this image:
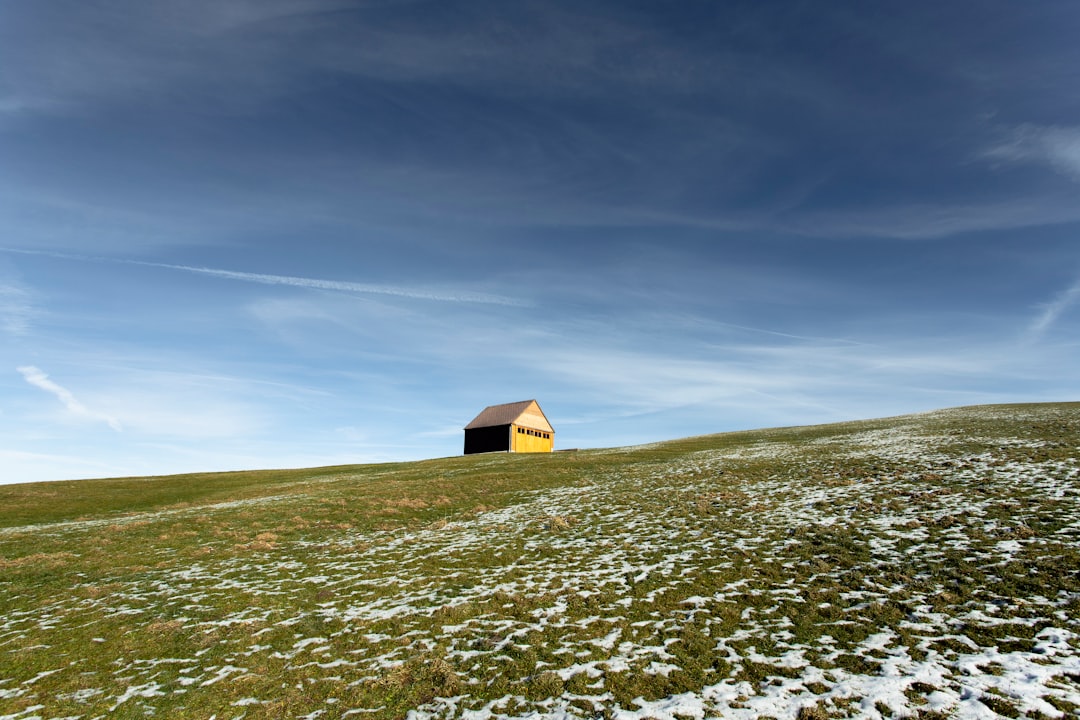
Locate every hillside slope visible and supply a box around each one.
[1,403,1079,719]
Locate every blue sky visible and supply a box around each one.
[2,1,1079,484]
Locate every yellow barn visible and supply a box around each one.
[463,399,554,455]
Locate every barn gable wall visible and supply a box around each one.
[515,402,554,433]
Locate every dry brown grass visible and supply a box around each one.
[1010,523,1036,539]
[374,655,461,704]
[80,582,123,599]
[106,520,151,533]
[0,551,77,569]
[145,619,185,635]
[543,515,575,531]
[386,497,429,509]
[797,702,830,720]
[236,531,279,551]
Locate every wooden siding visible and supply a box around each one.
[515,401,554,433]
[511,424,553,453]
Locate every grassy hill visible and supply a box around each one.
[1,403,1079,719]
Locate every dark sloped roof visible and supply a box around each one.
[464,400,551,431]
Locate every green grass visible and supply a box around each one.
[1,402,1079,719]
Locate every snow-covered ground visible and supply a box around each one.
[1,405,1078,719]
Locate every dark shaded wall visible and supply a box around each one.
[464,424,511,454]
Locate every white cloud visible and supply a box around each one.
[1028,278,1080,342]
[0,283,34,335]
[16,366,123,432]
[782,195,1080,240]
[0,249,526,307]
[986,125,1080,182]
[0,96,60,117]
[141,261,527,306]
[56,365,280,440]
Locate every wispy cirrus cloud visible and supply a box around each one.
[779,195,1080,240]
[0,248,525,306]
[0,283,34,335]
[17,366,123,432]
[1027,278,1080,342]
[985,125,1080,182]
[140,262,527,306]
